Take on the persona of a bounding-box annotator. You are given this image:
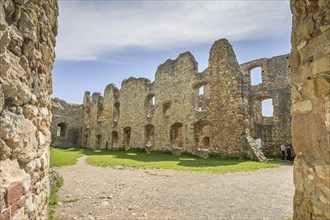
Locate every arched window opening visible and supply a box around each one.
[111,131,118,148]
[198,86,205,95]
[262,98,274,117]
[163,102,171,116]
[96,134,102,148]
[113,102,120,122]
[123,127,131,150]
[194,83,208,111]
[194,121,212,149]
[250,67,262,85]
[146,94,156,117]
[202,137,210,148]
[170,123,183,148]
[145,124,155,146]
[57,123,67,137]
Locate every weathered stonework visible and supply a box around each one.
[290,0,330,219]
[51,39,291,160]
[51,98,83,148]
[0,0,58,219]
[241,54,292,152]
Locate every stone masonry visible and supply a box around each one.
[51,98,83,148]
[290,0,330,219]
[51,39,292,159]
[241,54,292,150]
[0,0,58,219]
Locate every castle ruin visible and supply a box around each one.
[1,0,329,219]
[51,39,292,159]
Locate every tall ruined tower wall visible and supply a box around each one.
[241,54,292,149]
[152,52,198,151]
[201,39,249,154]
[117,78,152,149]
[290,0,330,218]
[0,0,58,219]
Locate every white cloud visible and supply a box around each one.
[56,1,291,61]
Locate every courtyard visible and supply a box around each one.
[51,148,294,219]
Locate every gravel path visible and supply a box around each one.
[54,156,294,220]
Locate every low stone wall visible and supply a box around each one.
[0,0,58,219]
[290,0,330,219]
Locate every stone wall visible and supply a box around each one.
[241,54,292,152]
[52,39,291,158]
[201,39,250,155]
[290,0,330,219]
[51,98,83,148]
[0,0,58,219]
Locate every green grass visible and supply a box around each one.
[50,147,85,167]
[49,176,64,220]
[50,147,280,174]
[85,149,279,174]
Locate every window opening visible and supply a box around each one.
[250,67,262,85]
[57,123,67,137]
[262,99,273,117]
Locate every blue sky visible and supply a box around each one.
[52,0,292,107]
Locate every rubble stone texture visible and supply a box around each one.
[0,0,58,219]
[51,39,292,160]
[51,98,83,148]
[290,0,330,219]
[241,54,292,148]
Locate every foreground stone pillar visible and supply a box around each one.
[290,0,330,219]
[0,0,58,219]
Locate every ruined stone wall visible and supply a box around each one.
[152,52,197,151]
[51,98,83,148]
[80,84,120,149]
[51,39,292,159]
[241,54,292,152]
[0,0,58,219]
[70,40,252,156]
[200,39,250,155]
[118,78,151,149]
[290,0,330,219]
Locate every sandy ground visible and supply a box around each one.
[54,156,294,220]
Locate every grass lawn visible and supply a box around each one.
[49,176,64,220]
[50,147,280,173]
[50,147,85,167]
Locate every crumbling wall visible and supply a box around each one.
[0,0,58,219]
[74,40,252,156]
[116,78,151,149]
[152,52,197,151]
[82,92,107,149]
[51,98,83,148]
[52,39,291,159]
[241,54,292,152]
[290,0,330,219]
[201,39,250,155]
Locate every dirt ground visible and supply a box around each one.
[54,156,294,220]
